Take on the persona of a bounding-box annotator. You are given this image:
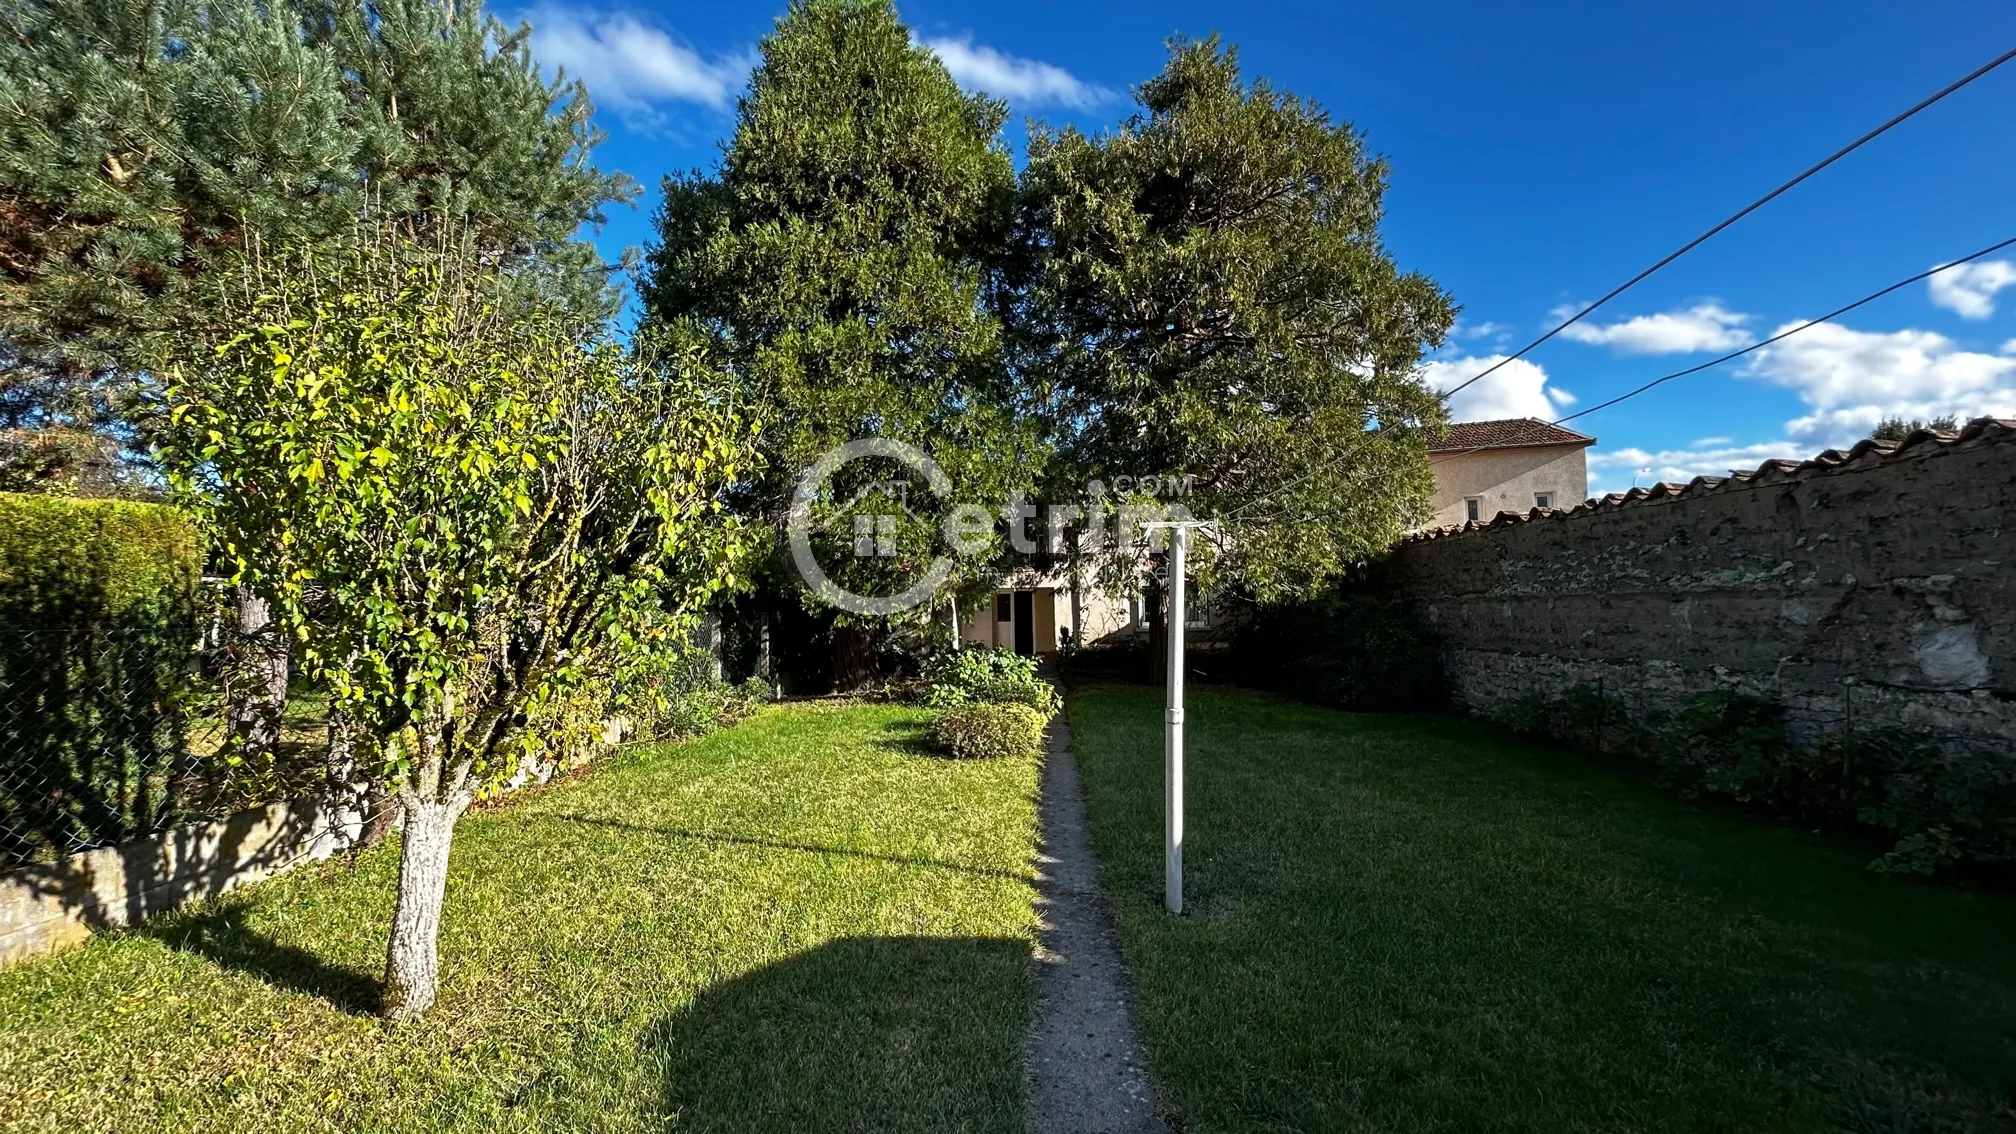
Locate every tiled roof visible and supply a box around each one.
[1427,418,1597,453]
[1405,418,2016,543]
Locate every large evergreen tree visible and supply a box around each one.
[0,0,633,490]
[1016,37,1455,613]
[641,0,1043,685]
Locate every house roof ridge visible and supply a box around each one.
[1426,417,1598,453]
[1403,418,2016,544]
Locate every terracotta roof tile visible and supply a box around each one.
[1427,418,1597,453]
[1403,419,2016,544]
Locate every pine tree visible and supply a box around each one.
[0,0,634,490]
[641,0,1044,686]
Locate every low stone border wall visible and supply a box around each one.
[0,799,362,968]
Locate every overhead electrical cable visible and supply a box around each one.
[1439,44,2016,403]
[1426,234,2016,468]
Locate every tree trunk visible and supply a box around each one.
[832,625,876,691]
[229,585,288,756]
[381,794,465,1022]
[1145,570,1168,683]
[323,707,372,851]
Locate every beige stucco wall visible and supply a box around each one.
[1073,588,1136,646]
[956,585,1138,651]
[1427,445,1589,528]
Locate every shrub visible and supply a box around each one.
[0,493,200,628]
[1497,684,1642,755]
[929,702,1048,760]
[922,647,1059,717]
[615,643,768,745]
[1834,731,2016,876]
[1654,691,1802,805]
[0,494,204,864]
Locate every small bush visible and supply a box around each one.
[1837,731,2016,876]
[922,647,1059,717]
[618,643,766,743]
[929,702,1048,760]
[513,639,767,785]
[1497,685,1642,755]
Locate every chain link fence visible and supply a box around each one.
[0,620,326,869]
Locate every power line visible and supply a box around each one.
[1216,235,2016,531]
[1429,233,2016,467]
[1440,43,2016,403]
[1549,234,2016,427]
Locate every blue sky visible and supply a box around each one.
[515,0,2016,495]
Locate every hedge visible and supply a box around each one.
[0,493,204,864]
[0,493,200,629]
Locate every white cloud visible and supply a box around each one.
[1418,354,1570,422]
[525,8,751,121]
[1585,440,1809,495]
[1745,322,2016,445]
[1928,259,2016,319]
[1455,320,1509,340]
[920,35,1115,109]
[1573,318,2016,495]
[1556,303,1754,355]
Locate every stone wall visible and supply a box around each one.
[1378,421,2016,748]
[0,798,361,967]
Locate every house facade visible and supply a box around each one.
[955,574,1133,656]
[1425,418,1594,528]
[954,572,1216,657]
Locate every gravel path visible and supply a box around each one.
[1025,712,1169,1134]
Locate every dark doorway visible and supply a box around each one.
[1013,590,1035,656]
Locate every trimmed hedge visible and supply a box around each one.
[0,493,200,628]
[929,702,1048,761]
[0,494,204,863]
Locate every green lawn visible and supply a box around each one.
[1068,685,2016,1134]
[0,703,1041,1134]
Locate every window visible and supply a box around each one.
[1184,580,1209,629]
[995,593,1012,622]
[1464,497,1482,522]
[1533,492,1553,510]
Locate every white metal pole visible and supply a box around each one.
[1165,525,1187,915]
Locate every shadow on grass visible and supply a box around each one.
[139,897,380,1015]
[546,814,1026,881]
[876,717,938,758]
[648,935,1031,1134]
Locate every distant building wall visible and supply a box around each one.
[1380,423,2016,749]
[1427,445,1589,528]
